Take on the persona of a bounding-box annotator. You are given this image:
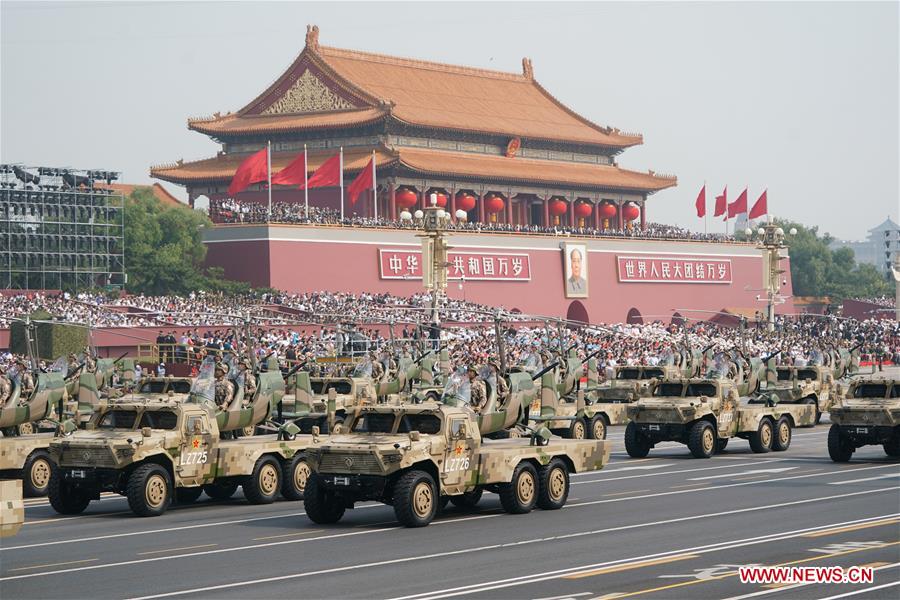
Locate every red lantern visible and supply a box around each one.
[485,195,505,214]
[548,198,568,216]
[429,192,448,207]
[574,202,593,218]
[395,188,418,209]
[598,202,617,219]
[456,193,476,212]
[622,202,640,221]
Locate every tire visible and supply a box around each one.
[687,421,716,459]
[624,422,651,458]
[566,419,586,440]
[18,422,35,435]
[243,455,281,504]
[175,486,203,504]
[772,417,792,452]
[48,470,91,515]
[203,482,238,500]
[749,418,774,454]
[828,424,853,462]
[281,452,310,501]
[393,470,438,527]
[884,434,900,458]
[239,425,256,438]
[498,461,538,514]
[22,450,54,497]
[450,487,483,509]
[588,415,607,440]
[715,438,729,453]
[303,474,345,524]
[537,458,569,510]
[126,463,172,517]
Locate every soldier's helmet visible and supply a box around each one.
[0,364,6,374]
[239,358,252,369]
[215,363,229,375]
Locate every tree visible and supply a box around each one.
[124,188,212,295]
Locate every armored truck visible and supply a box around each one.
[759,364,837,425]
[625,376,816,458]
[303,371,610,527]
[46,360,326,517]
[827,378,900,462]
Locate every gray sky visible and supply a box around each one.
[2,1,897,240]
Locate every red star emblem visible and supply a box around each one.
[454,445,463,455]
[192,439,200,449]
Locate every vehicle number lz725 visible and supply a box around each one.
[444,457,470,472]
[181,451,209,465]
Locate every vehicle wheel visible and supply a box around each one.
[450,487,483,509]
[203,482,238,500]
[567,419,586,440]
[127,463,172,517]
[749,418,774,454]
[588,415,607,440]
[393,470,437,527]
[498,461,538,514]
[303,474,345,524]
[884,433,900,458]
[715,438,729,453]
[18,422,35,435]
[48,470,91,514]
[772,417,792,452]
[243,455,281,504]
[175,486,203,504]
[687,421,715,459]
[240,425,256,437]
[828,424,853,462]
[537,458,569,510]
[624,422,651,458]
[22,450,54,497]
[281,452,310,501]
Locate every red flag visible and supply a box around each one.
[728,187,748,218]
[227,147,268,196]
[695,184,706,218]
[300,153,341,189]
[347,156,374,205]
[271,149,307,186]
[749,189,767,219]
[714,186,727,217]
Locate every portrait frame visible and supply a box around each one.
[563,243,588,298]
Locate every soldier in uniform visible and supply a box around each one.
[0,365,11,406]
[83,347,96,373]
[490,362,509,407]
[467,366,487,413]
[237,358,257,400]
[16,360,34,398]
[67,353,79,374]
[370,353,384,381]
[214,363,235,410]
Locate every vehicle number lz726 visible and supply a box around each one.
[444,457,470,472]
[181,451,209,465]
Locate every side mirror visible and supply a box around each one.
[141,426,151,437]
[409,431,420,442]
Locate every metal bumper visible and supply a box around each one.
[839,425,897,446]
[633,422,688,443]
[317,473,388,501]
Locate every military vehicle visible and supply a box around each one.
[46,360,327,517]
[827,378,900,462]
[0,365,67,496]
[625,355,816,458]
[0,480,24,538]
[303,369,610,528]
[758,364,836,425]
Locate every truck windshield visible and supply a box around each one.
[654,383,684,397]
[796,369,818,381]
[351,412,396,433]
[776,369,793,381]
[138,411,178,430]
[617,368,641,380]
[397,414,442,435]
[685,384,718,397]
[643,368,665,379]
[853,384,889,399]
[97,410,138,430]
[140,381,168,393]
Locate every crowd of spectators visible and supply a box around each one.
[208,199,735,243]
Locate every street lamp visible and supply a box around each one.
[747,221,795,332]
[416,193,454,348]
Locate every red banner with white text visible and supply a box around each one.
[379,249,531,281]
[617,256,732,283]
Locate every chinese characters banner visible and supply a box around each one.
[617,256,732,284]
[379,249,531,281]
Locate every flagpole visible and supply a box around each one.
[371,150,377,221]
[266,140,272,222]
[703,180,707,235]
[339,146,344,222]
[303,144,309,220]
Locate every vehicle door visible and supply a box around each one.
[178,412,213,485]
[717,387,740,438]
[442,417,476,494]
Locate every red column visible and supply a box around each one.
[640,199,646,230]
[449,188,457,219]
[594,202,600,230]
[617,201,624,230]
[543,196,550,227]
[506,195,513,224]
[478,192,485,223]
[389,184,396,221]
[568,199,575,228]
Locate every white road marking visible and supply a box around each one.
[688,467,797,481]
[828,472,900,485]
[817,580,900,600]
[719,562,900,600]
[532,593,592,600]
[596,463,674,473]
[573,460,794,485]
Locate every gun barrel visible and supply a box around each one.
[763,349,782,362]
[532,361,560,381]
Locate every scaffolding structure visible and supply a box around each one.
[1,165,125,291]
